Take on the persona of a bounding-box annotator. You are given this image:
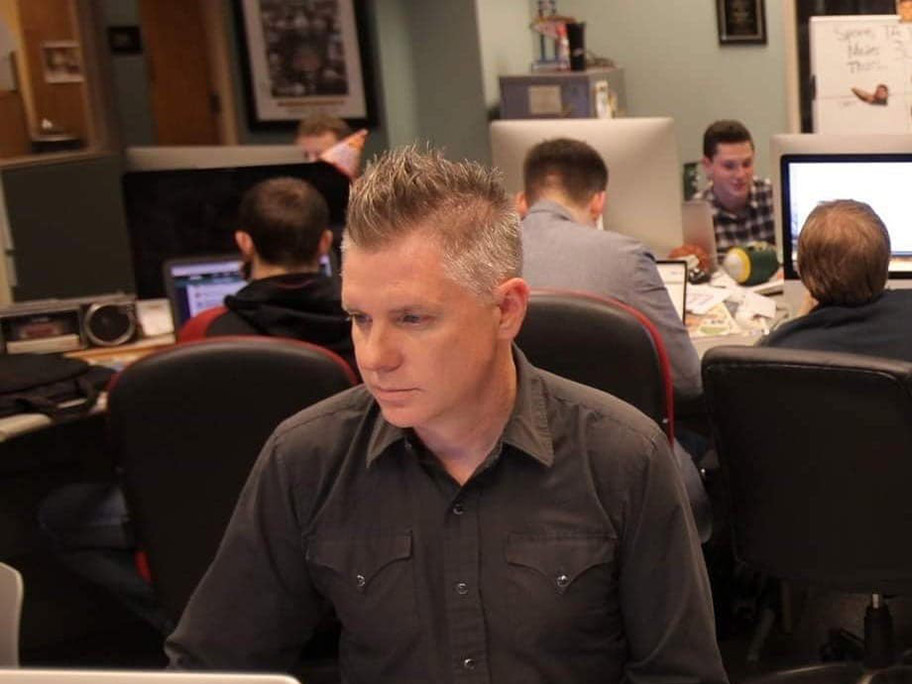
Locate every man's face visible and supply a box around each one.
[342,230,506,436]
[900,0,912,22]
[297,131,340,162]
[702,141,755,212]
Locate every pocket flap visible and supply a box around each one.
[505,533,613,594]
[307,532,412,590]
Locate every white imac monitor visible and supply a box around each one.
[490,118,683,256]
[772,134,912,285]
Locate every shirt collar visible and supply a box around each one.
[364,346,555,468]
[706,178,760,217]
[525,199,577,224]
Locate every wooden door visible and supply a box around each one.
[138,0,219,145]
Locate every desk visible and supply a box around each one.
[687,280,806,357]
[0,335,174,443]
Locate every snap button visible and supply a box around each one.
[556,573,570,589]
[455,581,469,595]
[463,657,476,670]
[355,574,366,588]
[452,501,465,515]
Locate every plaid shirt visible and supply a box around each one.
[696,177,775,260]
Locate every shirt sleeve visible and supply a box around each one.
[619,436,729,684]
[627,249,703,399]
[165,433,326,670]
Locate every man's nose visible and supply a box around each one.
[356,323,401,373]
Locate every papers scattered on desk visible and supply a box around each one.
[739,289,777,321]
[689,301,742,338]
[686,285,731,316]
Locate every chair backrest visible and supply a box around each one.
[107,336,357,623]
[0,562,23,666]
[516,289,674,441]
[703,345,912,594]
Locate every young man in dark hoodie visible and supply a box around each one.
[178,176,354,372]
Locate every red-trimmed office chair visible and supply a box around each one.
[107,336,357,625]
[704,345,912,676]
[516,289,675,442]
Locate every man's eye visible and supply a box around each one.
[400,314,423,325]
[348,313,370,326]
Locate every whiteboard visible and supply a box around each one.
[810,15,912,133]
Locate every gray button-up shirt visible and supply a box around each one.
[521,200,703,399]
[167,351,727,684]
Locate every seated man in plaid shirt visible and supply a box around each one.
[696,120,775,262]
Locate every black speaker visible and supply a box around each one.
[567,22,586,71]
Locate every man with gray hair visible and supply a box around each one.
[166,146,727,684]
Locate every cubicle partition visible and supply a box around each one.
[1,154,135,302]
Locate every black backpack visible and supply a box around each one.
[0,353,116,419]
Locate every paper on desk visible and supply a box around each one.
[739,290,777,320]
[136,298,174,336]
[689,301,742,338]
[686,284,731,316]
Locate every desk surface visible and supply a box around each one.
[0,335,174,443]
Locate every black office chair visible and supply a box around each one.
[107,336,357,624]
[516,289,675,442]
[703,345,912,677]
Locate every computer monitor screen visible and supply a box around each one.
[779,153,912,279]
[122,146,350,299]
[163,255,246,329]
[655,259,688,322]
[489,118,683,256]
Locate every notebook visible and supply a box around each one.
[656,259,689,323]
[162,254,246,330]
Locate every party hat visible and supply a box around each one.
[319,128,368,179]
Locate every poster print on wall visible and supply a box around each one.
[716,0,767,45]
[235,0,374,130]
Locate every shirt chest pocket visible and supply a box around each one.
[504,533,619,648]
[305,532,419,648]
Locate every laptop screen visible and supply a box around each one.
[655,259,688,323]
[163,255,246,330]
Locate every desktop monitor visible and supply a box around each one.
[772,134,912,282]
[490,117,683,256]
[122,146,350,299]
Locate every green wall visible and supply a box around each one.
[557,0,788,178]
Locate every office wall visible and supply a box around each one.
[370,0,532,163]
[475,2,535,113]
[99,0,154,146]
[558,0,789,178]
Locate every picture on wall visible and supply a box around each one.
[41,41,84,83]
[234,0,374,130]
[716,0,767,45]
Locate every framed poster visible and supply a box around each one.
[41,41,84,83]
[716,0,767,45]
[234,0,375,130]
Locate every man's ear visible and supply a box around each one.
[494,277,530,340]
[588,191,607,223]
[515,191,529,219]
[235,231,255,259]
[701,156,714,182]
[317,229,334,257]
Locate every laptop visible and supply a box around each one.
[656,259,689,323]
[0,671,298,684]
[162,254,246,331]
[681,199,718,267]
